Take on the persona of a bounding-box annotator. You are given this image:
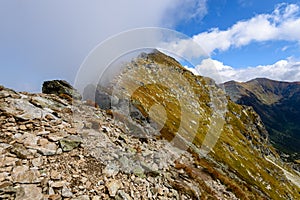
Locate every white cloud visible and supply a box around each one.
[166,3,300,57]
[238,0,253,8]
[190,58,300,83]
[1,0,209,92]
[163,0,208,27]
[173,3,300,84]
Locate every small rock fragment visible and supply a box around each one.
[51,181,66,188]
[50,170,61,180]
[15,184,43,200]
[72,195,90,200]
[117,190,132,200]
[12,165,40,183]
[62,185,73,198]
[103,163,119,177]
[19,124,27,130]
[106,180,122,197]
[59,135,82,152]
[31,156,43,167]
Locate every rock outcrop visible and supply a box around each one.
[83,84,113,110]
[42,80,82,100]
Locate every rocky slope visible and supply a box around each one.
[223,78,300,161]
[0,51,299,199]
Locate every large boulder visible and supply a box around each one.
[83,84,114,109]
[42,80,82,100]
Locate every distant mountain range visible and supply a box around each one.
[223,78,300,161]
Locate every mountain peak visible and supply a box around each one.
[224,78,300,161]
[246,77,300,85]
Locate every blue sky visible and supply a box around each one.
[175,0,300,68]
[0,0,300,91]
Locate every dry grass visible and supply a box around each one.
[111,50,300,199]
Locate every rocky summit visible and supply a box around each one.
[0,50,300,199]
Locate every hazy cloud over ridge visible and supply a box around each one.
[1,0,206,91]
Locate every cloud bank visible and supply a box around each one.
[167,3,300,57]
[179,3,300,83]
[0,0,208,92]
[188,58,300,83]
[195,3,300,54]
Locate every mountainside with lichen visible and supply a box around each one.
[0,50,299,199]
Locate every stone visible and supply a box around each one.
[15,184,43,200]
[25,123,33,129]
[73,195,90,200]
[0,156,18,167]
[42,80,82,100]
[9,98,52,121]
[62,185,73,197]
[83,84,111,109]
[35,142,57,156]
[0,172,9,182]
[133,165,144,177]
[51,181,66,188]
[91,196,101,200]
[59,135,82,152]
[38,138,49,146]
[0,143,12,153]
[47,132,66,142]
[157,187,164,195]
[0,166,13,173]
[85,181,92,188]
[45,114,56,121]
[103,163,119,177]
[46,194,62,200]
[31,156,44,167]
[50,170,61,180]
[19,124,27,130]
[22,132,40,147]
[48,187,55,195]
[56,148,63,154]
[66,127,77,134]
[10,144,34,159]
[116,190,132,200]
[0,181,12,189]
[37,130,50,136]
[106,180,122,197]
[12,165,40,183]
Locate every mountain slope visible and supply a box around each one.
[85,50,300,199]
[223,78,300,160]
[1,51,299,199]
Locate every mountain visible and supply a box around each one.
[0,51,299,199]
[223,78,300,161]
[84,50,299,199]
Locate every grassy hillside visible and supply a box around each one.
[224,78,300,160]
[104,50,300,199]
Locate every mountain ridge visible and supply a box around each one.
[223,77,300,161]
[0,51,299,199]
[83,50,300,199]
